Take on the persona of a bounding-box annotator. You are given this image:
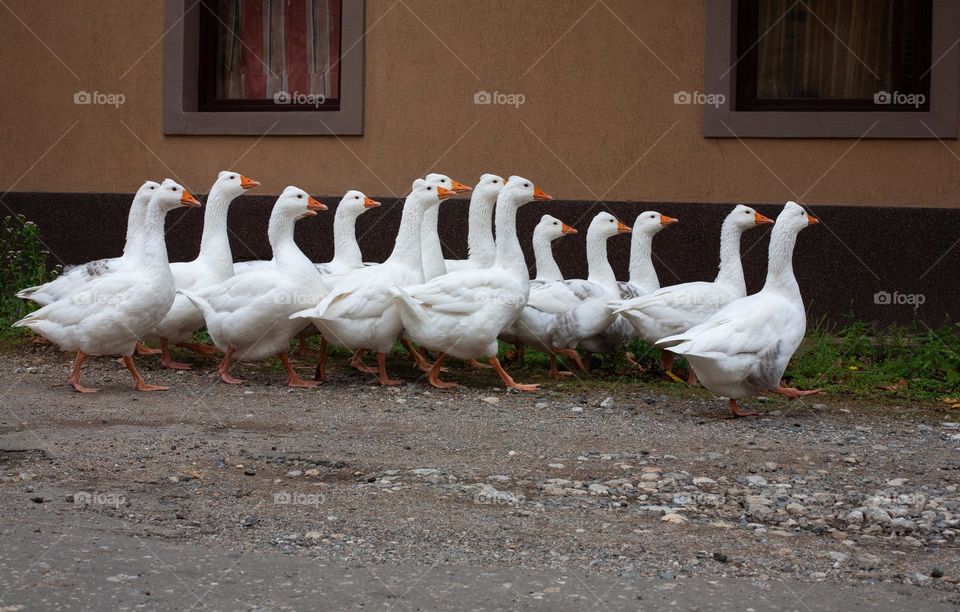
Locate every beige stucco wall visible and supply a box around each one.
[1,0,957,207]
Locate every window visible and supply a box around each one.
[703,0,958,138]
[164,0,364,135]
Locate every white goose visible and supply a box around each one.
[14,180,201,393]
[657,201,820,417]
[233,190,381,276]
[617,211,678,299]
[420,173,472,281]
[179,187,327,387]
[147,171,259,369]
[518,212,633,372]
[612,205,772,381]
[16,180,161,307]
[389,176,552,391]
[444,173,505,272]
[498,214,578,378]
[290,182,455,385]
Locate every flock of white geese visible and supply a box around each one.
[14,170,821,417]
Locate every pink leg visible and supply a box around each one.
[135,341,161,355]
[279,353,320,388]
[123,356,168,392]
[489,357,539,392]
[376,352,403,386]
[160,337,192,370]
[427,354,458,389]
[774,386,822,399]
[727,398,757,418]
[217,347,244,384]
[401,339,433,372]
[68,352,98,393]
[314,337,329,381]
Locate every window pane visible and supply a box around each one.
[206,0,341,104]
[738,0,931,111]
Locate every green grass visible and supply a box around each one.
[0,214,61,339]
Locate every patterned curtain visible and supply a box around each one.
[755,0,897,100]
[215,0,341,101]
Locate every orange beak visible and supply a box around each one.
[450,180,472,194]
[617,221,632,234]
[304,196,328,216]
[180,190,201,207]
[436,186,456,199]
[561,223,577,235]
[240,175,260,190]
[754,212,774,225]
[660,215,679,226]
[808,214,819,225]
[363,196,381,209]
[533,186,552,201]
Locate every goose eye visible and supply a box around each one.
[298,194,303,199]
[427,187,432,190]
[355,195,359,199]
[524,183,530,188]
[230,175,236,180]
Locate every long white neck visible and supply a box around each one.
[197,186,236,276]
[330,209,362,268]
[122,194,150,260]
[715,218,747,292]
[586,234,617,290]
[142,203,174,275]
[493,197,527,280]
[386,197,427,272]
[763,223,800,295]
[467,190,497,265]
[268,211,314,275]
[628,230,659,289]
[420,205,446,279]
[533,234,563,281]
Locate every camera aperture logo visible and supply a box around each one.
[874,290,925,306]
[474,90,525,108]
[74,91,125,108]
[874,90,925,109]
[674,90,725,108]
[273,90,326,108]
[273,491,324,506]
[73,490,126,508]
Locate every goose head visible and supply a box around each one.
[776,201,819,233]
[726,204,773,229]
[409,180,455,210]
[535,214,576,242]
[214,170,260,198]
[423,173,472,197]
[154,179,201,212]
[589,211,631,240]
[338,189,380,217]
[473,173,506,200]
[499,176,552,207]
[135,180,161,203]
[633,211,678,236]
[277,186,327,219]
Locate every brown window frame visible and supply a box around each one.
[164,0,364,135]
[703,0,959,138]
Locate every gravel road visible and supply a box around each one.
[1,346,958,610]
